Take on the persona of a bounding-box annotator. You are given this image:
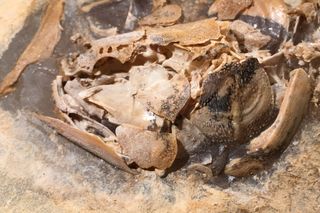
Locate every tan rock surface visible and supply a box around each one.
[0,0,319,212]
[0,105,319,212]
[0,0,47,58]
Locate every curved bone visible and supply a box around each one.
[35,114,136,174]
[84,81,164,129]
[248,68,312,154]
[0,0,64,95]
[191,59,274,142]
[224,156,264,177]
[239,68,274,132]
[52,77,116,141]
[187,164,213,180]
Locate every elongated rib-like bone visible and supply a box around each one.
[0,0,64,95]
[248,68,312,154]
[35,114,136,174]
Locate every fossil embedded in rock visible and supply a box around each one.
[35,114,135,174]
[116,124,177,169]
[35,2,317,179]
[190,58,274,143]
[248,68,312,154]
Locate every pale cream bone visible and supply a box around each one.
[116,124,177,169]
[64,78,105,119]
[52,76,117,141]
[244,50,272,63]
[248,68,312,153]
[40,18,235,175]
[136,73,191,122]
[87,17,118,37]
[161,46,192,71]
[284,0,305,8]
[225,68,312,177]
[35,114,135,174]
[82,81,164,129]
[36,13,316,178]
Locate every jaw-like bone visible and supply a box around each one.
[248,68,312,154]
[52,76,116,141]
[35,114,136,175]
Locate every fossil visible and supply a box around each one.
[0,0,64,96]
[36,1,317,178]
[138,4,182,27]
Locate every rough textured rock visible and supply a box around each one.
[0,0,319,212]
[0,104,319,212]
